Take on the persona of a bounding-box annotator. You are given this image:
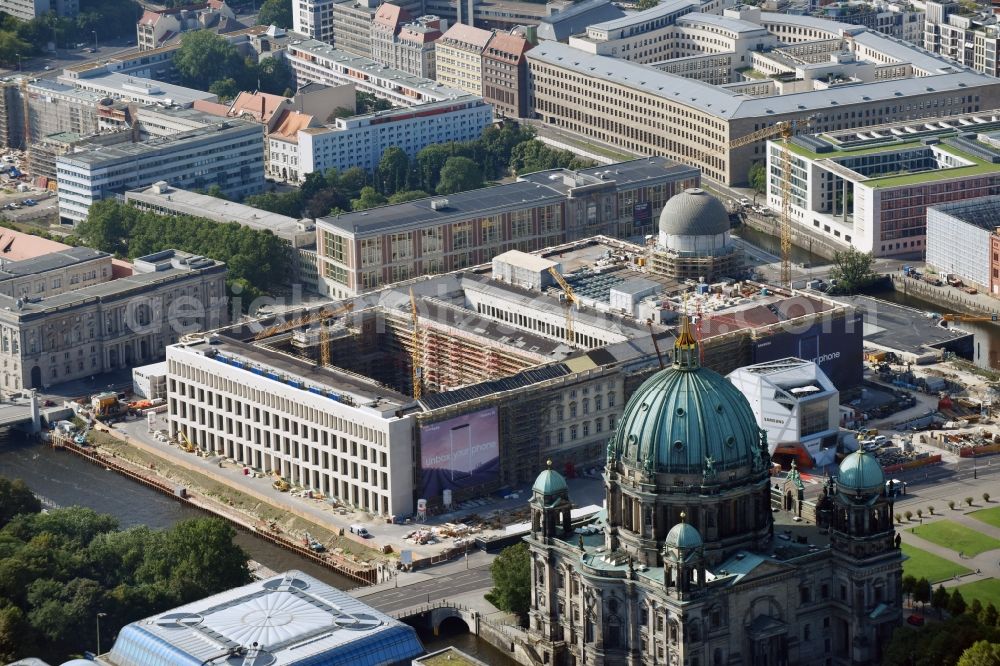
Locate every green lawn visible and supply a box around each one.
[908,520,1000,557]
[901,543,972,582]
[970,506,1000,530]
[956,578,1000,609]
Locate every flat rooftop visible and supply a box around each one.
[321,181,565,236]
[287,35,470,101]
[125,184,312,244]
[528,30,997,120]
[0,247,106,280]
[834,295,974,356]
[57,71,216,106]
[57,117,258,168]
[103,571,424,666]
[929,194,1000,228]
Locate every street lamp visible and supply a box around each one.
[96,612,107,655]
[92,31,98,53]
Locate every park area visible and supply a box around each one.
[970,506,1000,530]
[956,578,1000,609]
[901,543,972,582]
[908,520,1000,557]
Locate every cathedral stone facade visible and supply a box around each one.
[525,317,902,666]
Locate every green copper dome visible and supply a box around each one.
[837,450,885,494]
[533,463,569,496]
[665,519,703,549]
[609,316,763,477]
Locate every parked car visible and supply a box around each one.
[22,199,36,206]
[349,524,371,538]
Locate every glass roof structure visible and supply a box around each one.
[102,571,424,666]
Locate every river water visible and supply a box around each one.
[0,431,517,662]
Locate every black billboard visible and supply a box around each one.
[752,312,864,389]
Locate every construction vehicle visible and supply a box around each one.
[91,392,124,420]
[179,431,196,453]
[942,313,1000,323]
[727,115,815,288]
[272,475,290,492]
[548,266,578,345]
[409,288,423,399]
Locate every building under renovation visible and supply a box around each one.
[166,238,860,517]
[646,187,743,281]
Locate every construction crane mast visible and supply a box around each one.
[548,266,578,346]
[409,288,422,400]
[729,116,813,289]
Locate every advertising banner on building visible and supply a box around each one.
[633,201,651,224]
[752,313,863,389]
[419,407,499,498]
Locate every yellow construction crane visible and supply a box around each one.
[253,302,354,341]
[728,116,814,288]
[409,288,423,400]
[548,266,578,346]
[942,313,999,323]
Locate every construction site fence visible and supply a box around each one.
[958,443,1000,458]
[882,454,942,474]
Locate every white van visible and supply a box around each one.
[349,524,371,538]
[873,435,888,446]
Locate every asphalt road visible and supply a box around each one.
[361,565,494,613]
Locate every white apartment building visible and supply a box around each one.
[435,23,492,96]
[286,36,472,106]
[167,336,416,517]
[293,0,337,43]
[297,97,492,178]
[728,357,841,469]
[56,110,264,224]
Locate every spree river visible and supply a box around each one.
[0,432,515,662]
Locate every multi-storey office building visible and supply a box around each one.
[56,109,264,224]
[370,7,445,79]
[435,23,494,95]
[286,37,473,106]
[527,11,1000,185]
[315,157,699,297]
[1,249,227,391]
[818,1,924,44]
[765,111,1000,257]
[293,0,337,43]
[482,31,532,118]
[567,0,734,63]
[297,96,492,178]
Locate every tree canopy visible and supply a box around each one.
[0,478,250,664]
[748,161,767,194]
[437,156,483,195]
[76,200,292,305]
[173,31,293,98]
[485,542,530,623]
[829,246,879,294]
[256,0,293,28]
[884,615,1000,666]
[957,640,1000,666]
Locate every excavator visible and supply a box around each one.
[272,474,290,492]
[179,431,196,453]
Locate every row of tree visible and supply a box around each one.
[248,123,594,219]
[0,477,251,663]
[74,200,292,303]
[173,31,294,101]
